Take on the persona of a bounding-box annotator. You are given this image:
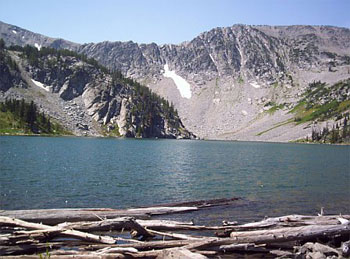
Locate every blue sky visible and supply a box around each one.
[0,0,349,44]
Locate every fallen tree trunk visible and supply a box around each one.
[0,216,117,244]
[58,217,226,232]
[1,206,349,258]
[229,223,350,244]
[184,223,350,251]
[0,207,199,225]
[0,207,198,225]
[0,197,242,225]
[0,208,151,225]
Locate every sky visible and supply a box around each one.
[0,0,349,45]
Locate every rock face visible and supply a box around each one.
[1,20,350,141]
[0,45,194,139]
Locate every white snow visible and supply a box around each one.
[213,98,221,104]
[12,30,17,34]
[31,79,50,92]
[34,43,42,51]
[250,82,261,89]
[163,64,191,99]
[209,53,215,64]
[241,110,248,116]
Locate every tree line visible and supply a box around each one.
[0,98,64,134]
[310,113,350,143]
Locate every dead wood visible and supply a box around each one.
[146,229,204,240]
[0,216,117,244]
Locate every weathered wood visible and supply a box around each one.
[126,206,198,215]
[0,197,242,225]
[92,239,194,251]
[155,247,208,259]
[0,208,151,225]
[0,216,117,244]
[229,223,350,244]
[0,207,198,225]
[58,217,214,233]
[146,229,204,240]
[1,210,350,258]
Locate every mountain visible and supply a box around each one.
[0,42,194,139]
[1,20,350,142]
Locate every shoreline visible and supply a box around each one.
[1,132,350,145]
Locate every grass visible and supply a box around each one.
[102,124,121,137]
[238,75,244,84]
[266,103,285,115]
[256,119,294,136]
[291,99,350,125]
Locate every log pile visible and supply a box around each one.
[0,200,349,258]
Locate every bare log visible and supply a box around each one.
[0,208,150,225]
[0,207,200,225]
[229,223,350,244]
[0,216,117,244]
[146,229,204,240]
[58,217,226,232]
[0,197,242,226]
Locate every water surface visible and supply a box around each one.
[0,136,349,223]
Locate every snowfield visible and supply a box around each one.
[31,79,50,92]
[34,43,42,51]
[163,64,191,99]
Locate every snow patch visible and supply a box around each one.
[31,79,50,92]
[209,53,215,64]
[163,64,191,99]
[34,43,42,51]
[12,30,17,34]
[250,82,261,89]
[241,110,248,116]
[213,98,220,104]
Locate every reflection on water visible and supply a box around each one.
[0,136,349,223]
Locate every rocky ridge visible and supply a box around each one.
[0,43,193,138]
[1,21,350,141]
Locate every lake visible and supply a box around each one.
[0,136,349,224]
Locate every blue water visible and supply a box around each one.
[0,136,349,223]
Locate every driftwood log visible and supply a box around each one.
[0,197,241,225]
[1,200,349,258]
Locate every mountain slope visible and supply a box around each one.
[1,21,350,141]
[0,42,194,138]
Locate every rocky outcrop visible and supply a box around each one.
[1,21,350,141]
[0,45,194,139]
